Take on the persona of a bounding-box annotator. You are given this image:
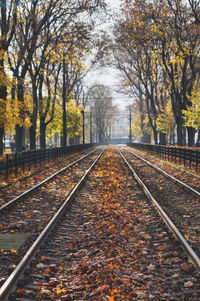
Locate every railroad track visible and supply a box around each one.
[120,147,200,257]
[0,147,104,297]
[0,147,97,206]
[1,147,200,300]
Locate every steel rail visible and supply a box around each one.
[125,147,200,197]
[0,147,99,212]
[0,148,105,300]
[117,148,200,273]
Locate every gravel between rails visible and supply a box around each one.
[120,148,200,258]
[9,147,200,301]
[0,148,102,290]
[126,146,200,192]
[0,148,96,207]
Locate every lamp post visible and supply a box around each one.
[129,105,132,143]
[81,109,85,144]
[90,108,92,143]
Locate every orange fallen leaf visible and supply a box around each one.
[141,233,149,239]
[181,263,189,270]
[67,243,73,250]
[44,267,51,275]
[156,245,164,250]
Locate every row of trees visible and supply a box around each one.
[0,0,107,154]
[102,0,200,146]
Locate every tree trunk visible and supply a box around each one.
[15,124,25,152]
[176,119,183,146]
[30,78,38,149]
[187,126,195,147]
[40,116,46,149]
[0,127,4,155]
[141,133,151,143]
[182,127,186,146]
[16,81,25,152]
[159,132,167,145]
[196,131,200,146]
[0,59,7,155]
[153,128,158,144]
[29,124,36,150]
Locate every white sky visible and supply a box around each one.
[106,0,122,8]
[86,0,132,110]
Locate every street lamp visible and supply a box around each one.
[81,109,85,144]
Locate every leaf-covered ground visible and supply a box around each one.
[0,148,95,207]
[0,149,101,287]
[121,147,200,257]
[14,147,200,300]
[126,146,200,191]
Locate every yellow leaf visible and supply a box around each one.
[10,248,17,254]
[56,287,66,295]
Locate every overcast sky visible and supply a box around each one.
[106,0,121,8]
[86,0,132,110]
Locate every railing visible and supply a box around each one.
[127,143,200,173]
[0,144,95,180]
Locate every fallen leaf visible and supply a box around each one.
[44,267,51,275]
[184,281,193,287]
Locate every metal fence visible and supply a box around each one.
[0,144,95,180]
[127,143,200,173]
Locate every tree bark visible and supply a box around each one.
[16,81,25,152]
[159,132,167,145]
[153,128,158,144]
[0,127,4,155]
[141,133,151,143]
[0,59,7,154]
[29,124,36,150]
[40,116,46,149]
[15,124,25,152]
[187,126,195,147]
[176,118,183,146]
[29,77,38,149]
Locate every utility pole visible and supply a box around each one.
[90,108,92,143]
[129,106,132,143]
[81,109,85,144]
[62,57,67,147]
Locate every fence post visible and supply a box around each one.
[6,154,9,180]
